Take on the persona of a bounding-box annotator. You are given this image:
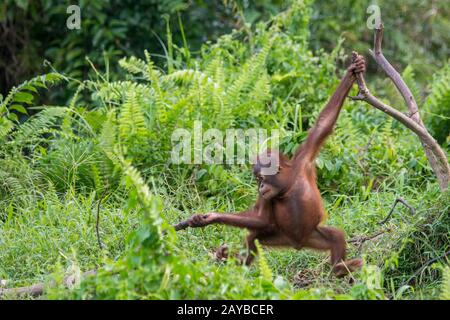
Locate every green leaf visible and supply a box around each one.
[21,84,38,93]
[8,113,19,122]
[13,92,34,104]
[10,104,28,114]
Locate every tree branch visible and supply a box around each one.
[369,25,421,124]
[351,24,450,190]
[348,228,391,251]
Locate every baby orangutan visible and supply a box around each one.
[174,53,366,277]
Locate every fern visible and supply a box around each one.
[255,239,273,282]
[251,72,272,104]
[119,56,149,78]
[95,111,121,191]
[424,62,450,143]
[90,164,103,193]
[117,54,166,128]
[426,63,450,109]
[441,266,450,300]
[99,110,118,158]
[0,168,26,197]
[380,117,394,141]
[225,37,272,110]
[0,117,14,141]
[117,156,162,232]
[12,107,68,146]
[144,50,165,113]
[95,81,150,103]
[0,73,63,141]
[0,155,44,203]
[164,69,213,86]
[0,73,63,112]
[118,90,148,153]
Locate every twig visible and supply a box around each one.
[401,250,450,287]
[348,229,391,244]
[378,197,416,225]
[348,228,391,251]
[96,188,108,250]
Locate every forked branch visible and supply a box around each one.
[351,24,450,190]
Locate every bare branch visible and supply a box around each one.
[348,228,391,254]
[356,75,449,190]
[373,25,383,55]
[349,93,366,101]
[351,24,450,190]
[370,25,421,124]
[348,228,391,246]
[378,197,416,225]
[354,75,440,150]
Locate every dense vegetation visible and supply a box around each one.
[0,0,449,299]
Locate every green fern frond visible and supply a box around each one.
[99,110,117,158]
[119,156,154,210]
[95,81,150,102]
[226,38,272,109]
[144,51,165,112]
[92,164,102,189]
[119,56,148,77]
[163,69,213,86]
[1,73,64,141]
[441,266,450,300]
[426,64,450,109]
[13,107,68,146]
[255,239,273,281]
[144,50,163,82]
[118,91,148,150]
[424,62,450,143]
[251,72,272,104]
[0,73,63,112]
[380,117,394,139]
[204,57,221,78]
[0,117,14,141]
[0,168,27,197]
